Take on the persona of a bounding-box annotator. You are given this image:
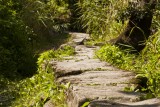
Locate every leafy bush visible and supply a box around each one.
[11,45,74,106]
[57,45,75,57]
[96,30,160,98]
[0,0,72,79]
[137,30,160,97]
[96,44,135,70]
[12,72,67,107]
[0,0,37,79]
[37,45,75,67]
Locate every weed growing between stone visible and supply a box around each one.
[81,101,90,107]
[96,30,160,98]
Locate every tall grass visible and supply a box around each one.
[77,0,129,39]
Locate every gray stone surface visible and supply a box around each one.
[68,32,90,45]
[58,70,141,107]
[50,32,160,107]
[66,32,90,46]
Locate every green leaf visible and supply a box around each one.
[81,101,90,107]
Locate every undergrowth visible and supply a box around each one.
[0,45,74,107]
[12,72,67,107]
[96,30,160,98]
[96,44,135,70]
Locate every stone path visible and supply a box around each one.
[51,32,160,107]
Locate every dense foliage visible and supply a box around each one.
[0,0,71,79]
[0,0,37,78]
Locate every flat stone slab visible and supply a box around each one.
[55,59,116,77]
[68,32,90,45]
[58,71,140,107]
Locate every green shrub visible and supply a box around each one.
[0,0,37,79]
[137,30,160,97]
[12,72,67,107]
[11,45,74,106]
[96,30,160,98]
[57,45,75,57]
[37,45,75,66]
[0,0,72,79]
[96,44,135,69]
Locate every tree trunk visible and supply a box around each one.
[111,0,156,52]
